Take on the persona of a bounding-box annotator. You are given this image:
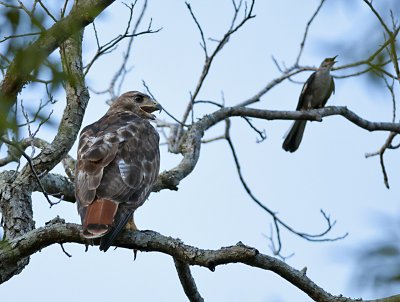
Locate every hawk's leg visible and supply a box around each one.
[125,214,138,232]
[125,214,139,259]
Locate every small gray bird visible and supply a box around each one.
[282,56,337,152]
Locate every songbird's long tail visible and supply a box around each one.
[282,120,307,153]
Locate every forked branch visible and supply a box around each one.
[1,220,399,302]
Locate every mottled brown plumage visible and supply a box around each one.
[75,91,161,251]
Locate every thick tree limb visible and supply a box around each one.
[0,220,399,302]
[0,7,90,282]
[40,173,75,202]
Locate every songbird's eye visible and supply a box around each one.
[134,95,144,103]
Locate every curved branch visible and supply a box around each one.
[225,134,347,256]
[174,258,204,302]
[154,105,400,192]
[1,220,399,302]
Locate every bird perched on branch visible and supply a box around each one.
[282,56,337,152]
[75,91,161,251]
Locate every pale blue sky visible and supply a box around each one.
[1,0,399,301]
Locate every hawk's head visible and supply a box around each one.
[109,91,162,119]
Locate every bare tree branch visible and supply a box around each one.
[37,0,58,22]
[177,0,255,147]
[295,0,327,65]
[0,31,41,43]
[235,68,308,107]
[0,136,59,207]
[1,220,399,302]
[0,3,90,281]
[0,0,115,130]
[225,128,346,256]
[174,258,204,302]
[1,1,400,300]
[84,0,161,83]
[154,104,400,192]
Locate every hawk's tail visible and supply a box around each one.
[282,120,307,153]
[82,199,118,239]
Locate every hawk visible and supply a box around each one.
[75,91,161,251]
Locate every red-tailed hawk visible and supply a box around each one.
[75,91,161,251]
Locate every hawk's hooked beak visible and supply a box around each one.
[141,102,162,114]
[154,102,163,113]
[140,101,162,120]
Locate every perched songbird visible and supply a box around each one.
[282,56,337,152]
[75,91,161,251]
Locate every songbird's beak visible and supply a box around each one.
[330,55,338,64]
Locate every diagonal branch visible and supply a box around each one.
[173,258,204,302]
[235,67,308,107]
[225,133,346,256]
[180,0,255,126]
[295,0,327,65]
[0,136,59,207]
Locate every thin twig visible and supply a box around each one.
[176,0,255,152]
[185,2,207,55]
[241,116,266,143]
[38,0,57,22]
[84,1,161,78]
[181,0,255,126]
[224,123,346,255]
[60,0,70,18]
[60,243,72,257]
[0,32,41,43]
[193,100,224,108]
[365,132,397,189]
[142,80,189,127]
[295,0,327,65]
[17,0,46,31]
[363,0,391,37]
[0,136,60,207]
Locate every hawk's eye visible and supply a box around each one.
[134,96,144,103]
